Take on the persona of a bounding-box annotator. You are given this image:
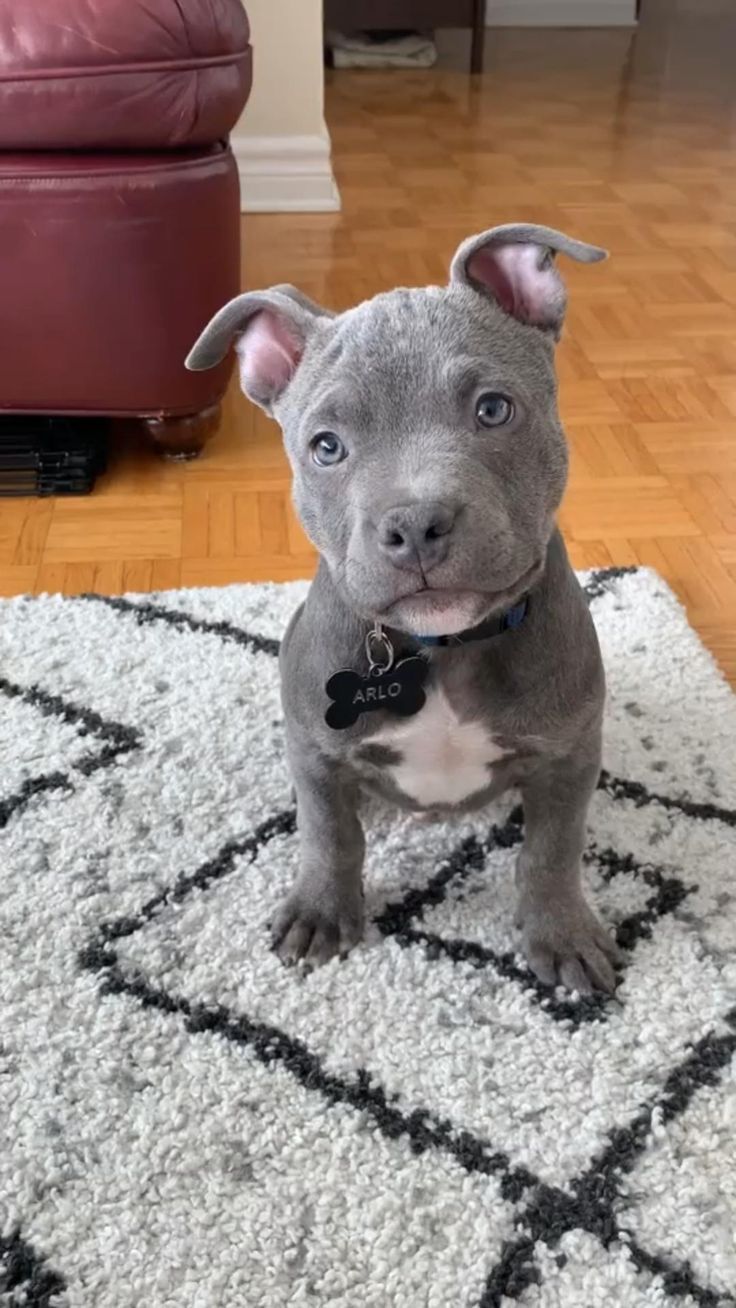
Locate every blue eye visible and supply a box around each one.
[475,392,514,428]
[311,432,347,466]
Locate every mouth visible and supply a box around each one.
[393,588,483,612]
[383,561,542,635]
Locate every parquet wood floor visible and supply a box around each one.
[2,1,736,682]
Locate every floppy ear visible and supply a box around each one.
[185,285,332,412]
[450,223,607,338]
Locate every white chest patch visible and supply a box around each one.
[371,689,506,807]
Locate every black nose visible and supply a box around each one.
[377,501,458,572]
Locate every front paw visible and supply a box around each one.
[517,895,622,994]
[271,883,364,967]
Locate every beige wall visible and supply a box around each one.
[236,0,326,139]
[232,0,337,210]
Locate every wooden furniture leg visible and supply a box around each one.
[143,404,221,461]
[471,0,485,73]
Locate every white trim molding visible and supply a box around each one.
[231,132,341,213]
[486,0,636,25]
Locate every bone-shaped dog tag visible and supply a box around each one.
[324,657,427,731]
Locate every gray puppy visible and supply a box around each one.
[186,223,621,994]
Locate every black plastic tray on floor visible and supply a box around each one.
[0,417,108,496]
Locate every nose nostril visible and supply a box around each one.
[425,517,452,542]
[380,505,456,561]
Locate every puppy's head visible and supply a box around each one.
[187,224,606,635]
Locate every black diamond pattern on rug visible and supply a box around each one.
[77,780,736,1306]
[0,676,141,830]
[3,567,735,1305]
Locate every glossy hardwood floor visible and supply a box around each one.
[2,0,736,682]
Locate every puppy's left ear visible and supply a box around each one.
[450,223,607,338]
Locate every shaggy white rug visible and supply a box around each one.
[1,568,735,1308]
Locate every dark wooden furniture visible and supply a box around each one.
[324,0,486,74]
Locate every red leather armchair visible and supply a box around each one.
[0,1,252,457]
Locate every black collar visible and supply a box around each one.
[409,595,530,648]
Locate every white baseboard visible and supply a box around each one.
[231,133,341,214]
[486,0,636,25]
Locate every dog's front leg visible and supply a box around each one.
[272,740,365,967]
[516,752,621,994]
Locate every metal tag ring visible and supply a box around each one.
[365,623,394,673]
